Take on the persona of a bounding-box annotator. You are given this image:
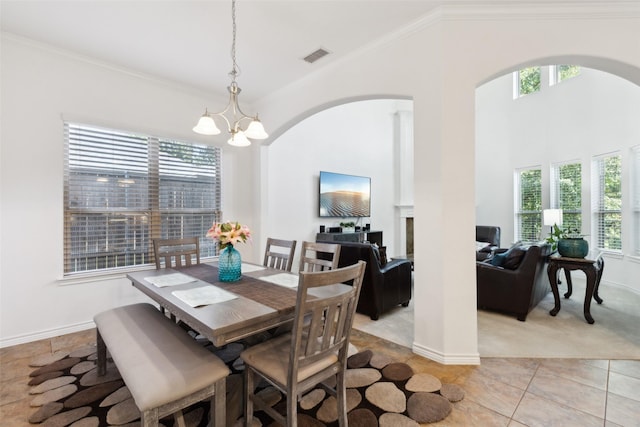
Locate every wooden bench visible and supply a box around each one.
[94,303,229,427]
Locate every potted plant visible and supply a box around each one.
[545,224,589,258]
[340,221,356,233]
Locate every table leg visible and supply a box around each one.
[547,263,561,316]
[563,268,573,298]
[593,257,604,304]
[584,268,597,324]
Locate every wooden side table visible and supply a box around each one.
[547,255,605,324]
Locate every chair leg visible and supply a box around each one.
[244,368,254,427]
[141,409,159,427]
[286,383,298,427]
[173,410,186,427]
[336,371,348,427]
[212,378,226,427]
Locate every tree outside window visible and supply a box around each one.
[552,162,582,232]
[516,168,542,241]
[593,154,622,251]
[516,67,541,98]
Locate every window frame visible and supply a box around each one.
[514,166,543,242]
[550,160,582,233]
[632,145,640,256]
[591,152,622,253]
[63,122,222,277]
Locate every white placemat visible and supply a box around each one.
[172,286,238,307]
[240,263,267,273]
[144,272,197,288]
[258,272,299,288]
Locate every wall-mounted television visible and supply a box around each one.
[319,171,371,217]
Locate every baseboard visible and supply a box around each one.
[412,341,481,365]
[0,320,96,349]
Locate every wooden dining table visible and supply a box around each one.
[127,262,350,347]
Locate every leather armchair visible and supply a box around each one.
[476,226,501,261]
[320,241,412,320]
[476,243,551,321]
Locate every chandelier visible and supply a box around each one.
[193,0,268,146]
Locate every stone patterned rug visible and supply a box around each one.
[26,337,464,426]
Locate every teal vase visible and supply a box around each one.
[218,245,242,282]
[557,238,589,258]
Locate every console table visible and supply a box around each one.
[316,230,383,247]
[547,255,605,324]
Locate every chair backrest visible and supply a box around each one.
[289,261,366,387]
[152,237,200,269]
[299,241,341,272]
[263,238,297,272]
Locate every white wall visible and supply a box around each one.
[255,6,640,364]
[476,68,640,293]
[261,99,412,269]
[0,36,255,346]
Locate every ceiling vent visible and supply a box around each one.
[303,48,331,64]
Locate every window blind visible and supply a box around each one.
[515,168,542,241]
[552,162,582,232]
[591,153,622,251]
[64,123,222,275]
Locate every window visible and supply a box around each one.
[551,162,582,232]
[515,168,542,241]
[550,65,580,86]
[592,153,622,251]
[64,123,222,274]
[633,145,640,256]
[514,66,541,98]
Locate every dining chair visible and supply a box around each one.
[298,241,341,272]
[241,260,367,427]
[263,238,297,272]
[152,237,200,269]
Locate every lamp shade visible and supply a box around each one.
[543,209,563,226]
[193,115,221,135]
[244,119,268,139]
[228,130,251,147]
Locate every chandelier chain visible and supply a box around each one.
[230,0,240,81]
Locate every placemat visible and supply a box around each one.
[179,264,299,313]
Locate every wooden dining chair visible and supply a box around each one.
[152,237,200,269]
[263,238,297,272]
[241,261,367,427]
[298,241,341,272]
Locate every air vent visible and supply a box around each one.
[303,48,331,64]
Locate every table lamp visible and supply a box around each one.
[543,209,563,234]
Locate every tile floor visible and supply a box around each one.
[1,327,640,427]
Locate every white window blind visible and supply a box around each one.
[633,145,640,256]
[64,123,222,274]
[515,168,542,241]
[551,161,582,232]
[591,153,622,251]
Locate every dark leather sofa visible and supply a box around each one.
[476,225,501,261]
[476,243,551,321]
[320,241,413,320]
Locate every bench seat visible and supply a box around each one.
[94,303,229,427]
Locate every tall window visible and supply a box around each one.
[592,153,622,251]
[514,66,541,98]
[633,145,640,256]
[515,168,542,241]
[551,162,582,232]
[64,123,222,275]
[550,65,581,85]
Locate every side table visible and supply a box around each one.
[546,255,605,324]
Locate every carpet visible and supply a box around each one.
[25,335,465,426]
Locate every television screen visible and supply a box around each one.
[319,171,371,217]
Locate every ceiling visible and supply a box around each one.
[0,0,455,103]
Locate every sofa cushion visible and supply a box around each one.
[489,242,523,267]
[502,248,527,270]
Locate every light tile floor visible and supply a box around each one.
[1,327,639,426]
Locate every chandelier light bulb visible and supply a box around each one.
[193,113,221,135]
[228,130,251,147]
[245,118,269,139]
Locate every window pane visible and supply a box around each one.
[516,168,542,241]
[519,67,541,96]
[557,65,580,82]
[553,162,582,232]
[593,154,622,251]
[64,123,222,274]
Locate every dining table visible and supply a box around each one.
[126,261,350,347]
